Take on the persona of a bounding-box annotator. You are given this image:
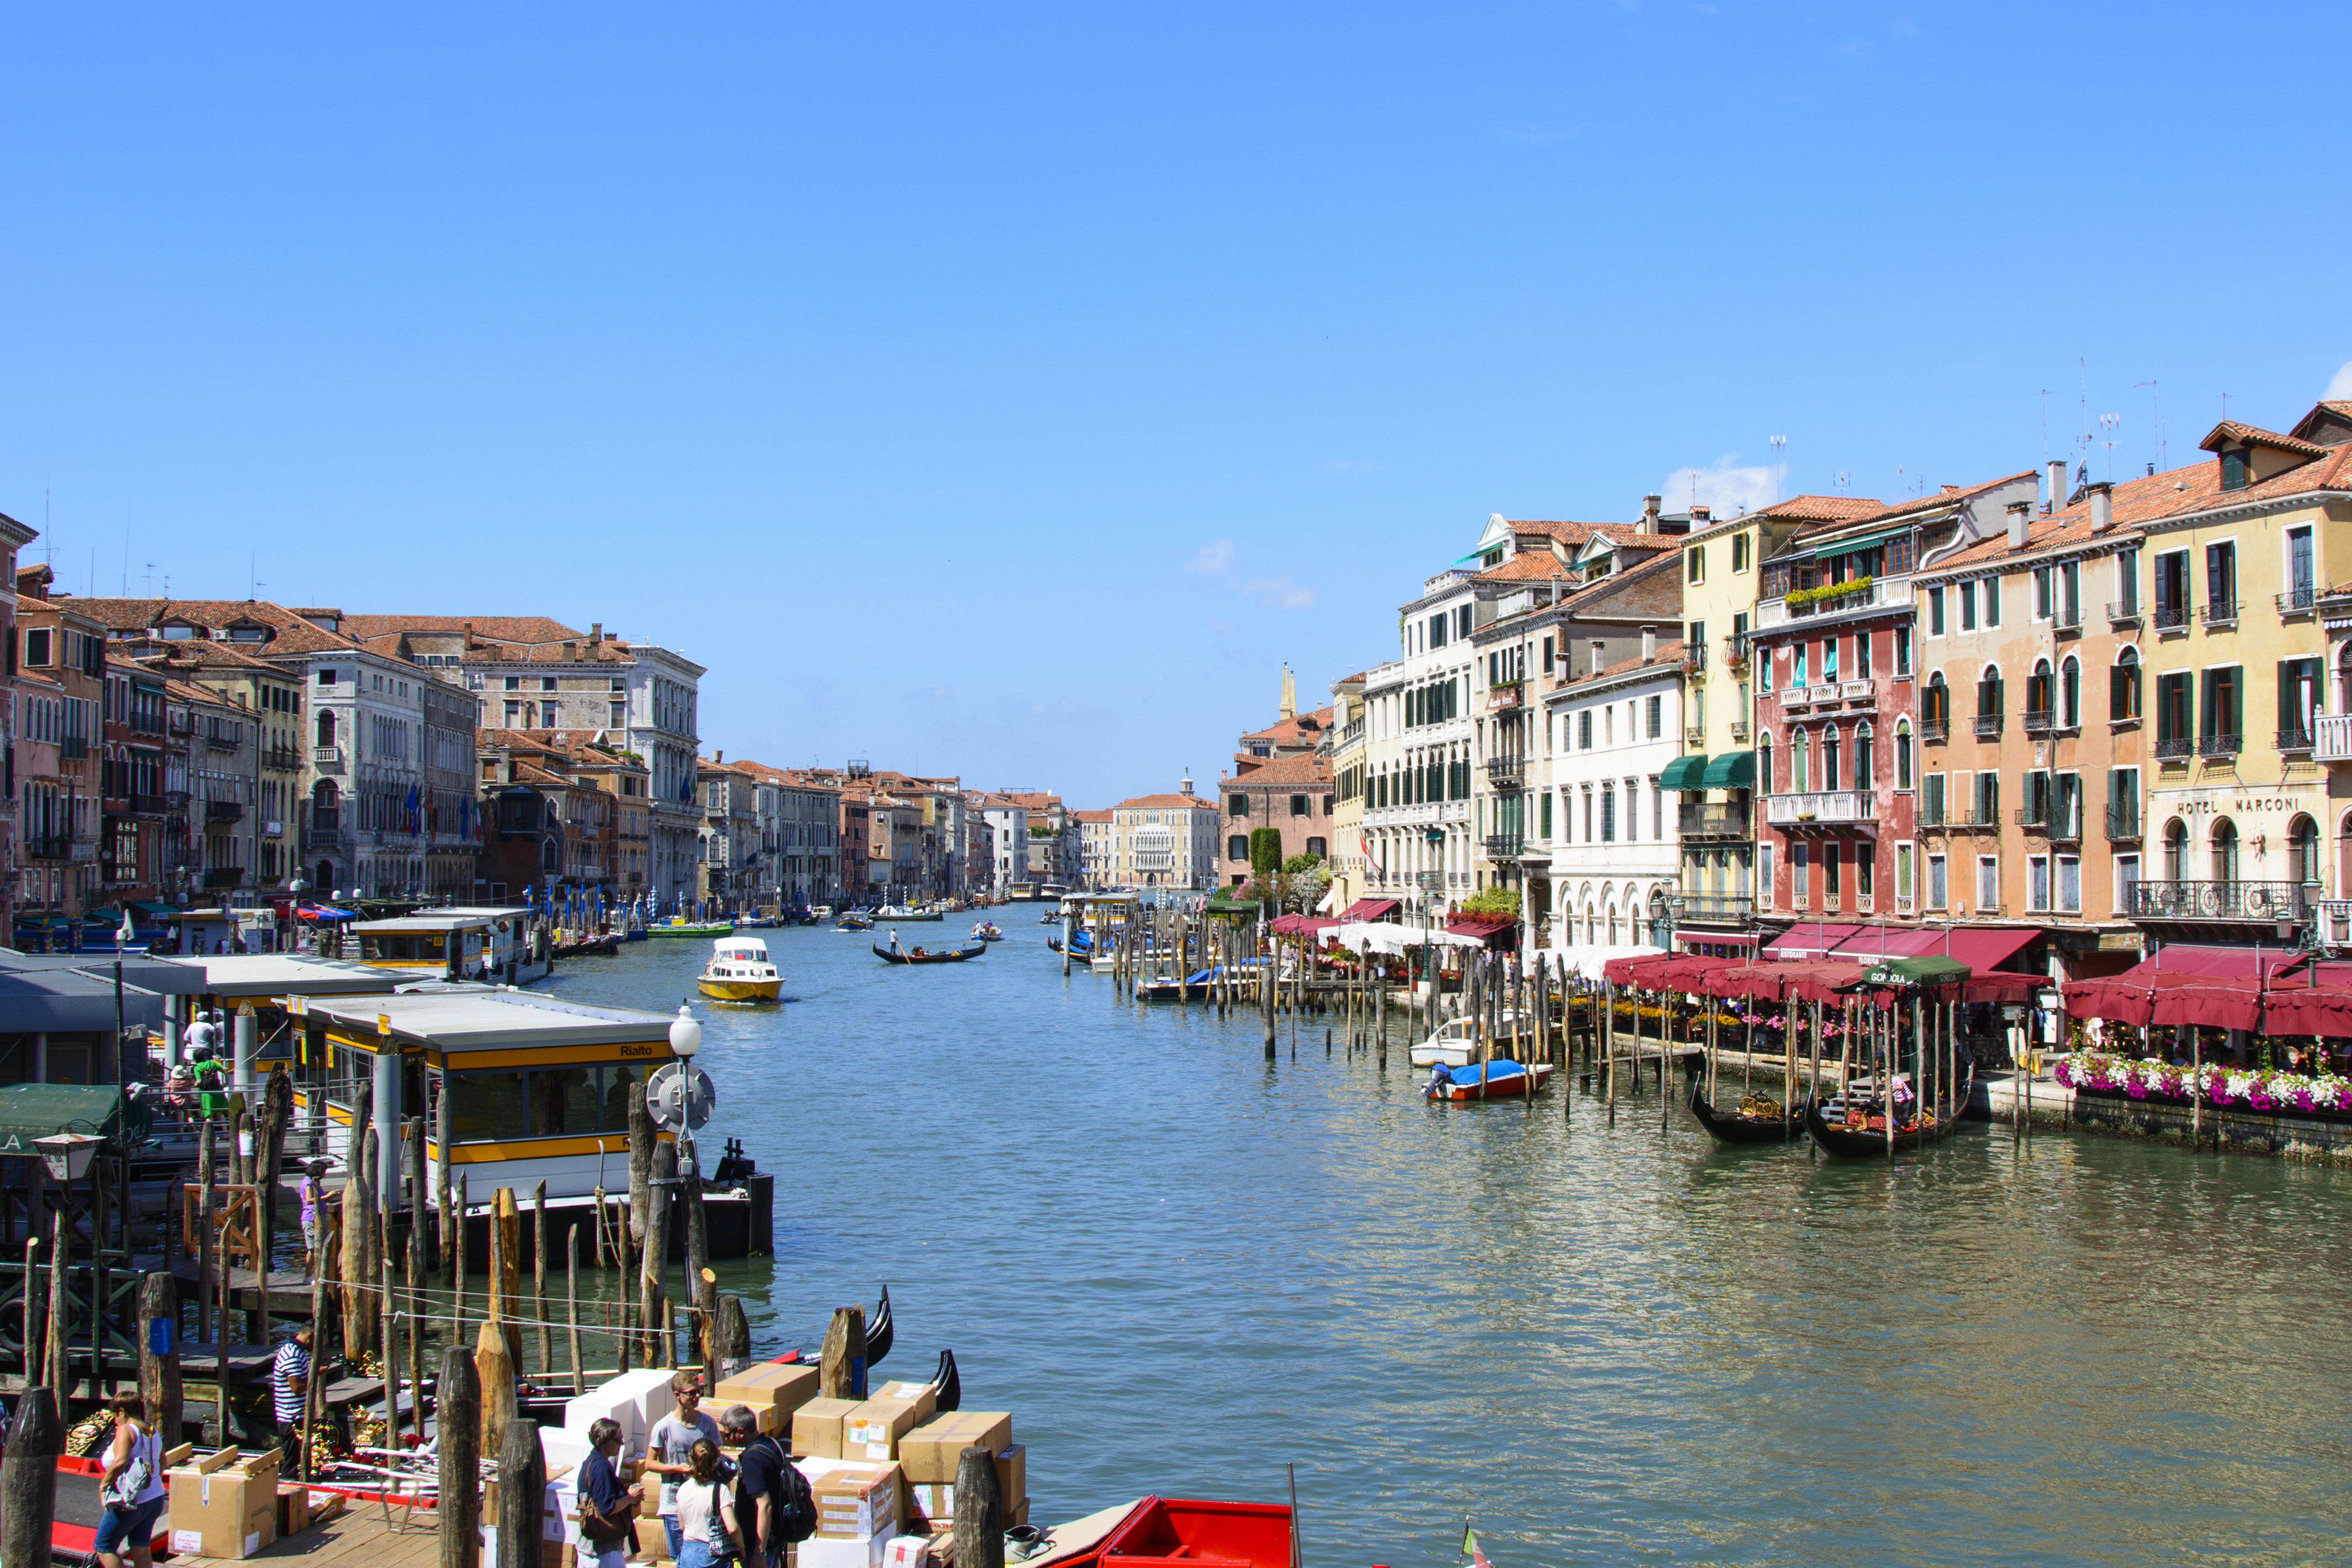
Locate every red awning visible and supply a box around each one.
[2124,944,2301,981]
[1446,915,1518,945]
[1675,929,1759,947]
[1269,915,1337,936]
[1339,898,1401,922]
[1762,922,1863,958]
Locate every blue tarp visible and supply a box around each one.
[1448,1060,1527,1085]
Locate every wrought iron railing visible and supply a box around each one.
[2153,603,2190,632]
[2197,734,2241,758]
[2279,586,2318,614]
[1484,833,1523,859]
[2277,728,2314,754]
[1973,713,2004,739]
[1675,893,1753,921]
[1677,802,1751,839]
[1484,755,1524,789]
[2024,710,2053,733]
[2153,736,2194,760]
[2200,601,2238,628]
[2105,808,2140,841]
[2130,880,2306,923]
[1920,719,1948,744]
[2107,599,2141,623]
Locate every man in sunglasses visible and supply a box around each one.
[644,1371,726,1559]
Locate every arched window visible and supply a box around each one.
[2027,658,2054,720]
[2112,646,2141,720]
[1855,721,1875,789]
[1978,664,2004,718]
[316,860,335,890]
[2212,817,2239,884]
[2164,818,2187,881]
[1894,720,1913,790]
[1822,726,1842,791]
[1759,733,1774,793]
[310,779,339,829]
[316,709,336,748]
[1608,904,1623,945]
[2061,655,2082,728]
[2289,814,2321,887]
[1789,728,1811,793]
[1925,672,1949,732]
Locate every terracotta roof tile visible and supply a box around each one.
[1241,707,1333,744]
[1547,641,1686,689]
[341,613,587,644]
[1219,751,1332,789]
[1474,552,1579,583]
[2200,420,2328,458]
[1113,793,1214,811]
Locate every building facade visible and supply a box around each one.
[1111,783,1219,889]
[1538,634,1685,948]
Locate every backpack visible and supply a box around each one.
[762,1439,817,1546]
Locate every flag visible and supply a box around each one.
[1462,1526,1491,1568]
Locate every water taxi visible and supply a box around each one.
[650,916,735,938]
[697,936,783,1002]
[972,920,1004,942]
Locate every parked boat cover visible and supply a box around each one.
[1447,1060,1527,1085]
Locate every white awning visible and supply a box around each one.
[1327,921,1485,955]
[1538,941,1664,979]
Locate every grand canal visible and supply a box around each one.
[539,924,2352,1566]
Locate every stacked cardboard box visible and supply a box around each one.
[897,1412,1024,1532]
[793,1396,862,1459]
[165,1448,282,1561]
[715,1361,824,1438]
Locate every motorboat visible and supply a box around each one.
[697,936,784,1002]
[836,912,875,932]
[1408,1011,1528,1068]
[652,917,735,938]
[876,904,944,923]
[973,921,1004,941]
[1424,1059,1555,1102]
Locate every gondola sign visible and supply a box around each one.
[1860,954,1971,990]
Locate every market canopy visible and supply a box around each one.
[1698,750,1755,789]
[2122,944,2302,981]
[1856,955,1973,990]
[1657,755,1709,791]
[0,1084,145,1152]
[1543,942,1662,980]
[1338,898,1401,923]
[1764,922,1863,959]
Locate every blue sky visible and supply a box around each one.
[4,4,2347,806]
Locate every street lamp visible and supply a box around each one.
[669,1003,702,1060]
[35,1131,100,1183]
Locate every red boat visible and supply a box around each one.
[1425,1061,1555,1102]
[1098,1497,1297,1568]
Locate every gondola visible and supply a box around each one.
[867,1284,893,1367]
[1804,1064,1975,1158]
[873,941,986,964]
[929,1347,961,1412]
[1688,1078,1809,1145]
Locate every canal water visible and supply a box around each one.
[539,924,2352,1566]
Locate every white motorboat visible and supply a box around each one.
[1408,1011,1529,1068]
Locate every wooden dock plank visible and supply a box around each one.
[170,1501,439,1565]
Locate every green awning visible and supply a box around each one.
[1856,955,1972,990]
[0,1085,145,1152]
[1658,755,1710,790]
[1699,751,1754,789]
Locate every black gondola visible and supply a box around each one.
[1805,1065,1976,1158]
[1688,1078,1809,1145]
[866,1284,894,1367]
[930,1348,961,1412]
[873,941,985,964]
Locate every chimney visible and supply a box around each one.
[1590,639,1606,677]
[2046,459,2067,515]
[590,622,602,642]
[1690,504,1711,527]
[1640,495,1662,535]
[563,640,577,661]
[1641,625,1657,663]
[2087,482,2115,533]
[2006,501,2031,549]
[715,750,723,763]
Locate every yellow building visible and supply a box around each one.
[2132,402,2351,948]
[1324,672,1368,911]
[1670,494,1882,952]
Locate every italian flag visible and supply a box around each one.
[1462,1526,1492,1568]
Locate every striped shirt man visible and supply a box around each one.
[272,1336,311,1424]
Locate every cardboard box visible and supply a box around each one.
[813,1461,905,1539]
[634,1515,673,1562]
[715,1361,822,1418]
[883,1535,933,1568]
[897,1412,1012,1485]
[794,1396,861,1459]
[873,1382,939,1425]
[840,1397,923,1461]
[166,1448,284,1560]
[995,1445,1024,1511]
[800,1535,891,1568]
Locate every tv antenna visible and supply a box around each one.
[2099,413,2122,479]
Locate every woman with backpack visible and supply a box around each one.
[95,1392,168,1568]
[674,1437,742,1568]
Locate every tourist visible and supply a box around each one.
[719,1404,809,1568]
[271,1324,313,1469]
[298,1161,327,1277]
[578,1417,642,1568]
[673,1437,741,1568]
[644,1370,723,1559]
[95,1391,167,1568]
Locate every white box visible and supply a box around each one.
[884,1536,932,1568]
[563,1369,678,1450]
[800,1534,891,1568]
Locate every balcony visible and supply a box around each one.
[1484,755,1524,791]
[1840,679,1876,708]
[1484,833,1524,860]
[1781,686,1812,711]
[205,801,243,824]
[2154,736,2195,762]
[1486,681,1524,713]
[2279,586,2318,616]
[1720,632,1749,670]
[205,731,237,751]
[313,746,344,770]
[2022,709,2055,734]
[1675,893,1754,923]
[1764,790,1873,827]
[69,838,98,864]
[2153,603,2190,633]
[2197,734,2241,759]
[2317,713,2352,763]
[2278,727,2315,755]
[2131,880,2306,924]
[1973,713,2004,739]
[2015,806,2082,842]
[22,835,64,860]
[265,747,303,771]
[2107,599,2141,625]
[2201,601,2239,629]
[2105,808,2141,841]
[1895,894,1916,915]
[1756,574,1910,629]
[131,792,167,816]
[129,714,164,737]
[1678,802,1752,840]
[1729,719,1750,742]
[1684,726,1706,746]
[1920,719,1948,745]
[1681,645,1707,673]
[2054,605,2083,637]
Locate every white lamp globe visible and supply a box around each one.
[670,1004,702,1058]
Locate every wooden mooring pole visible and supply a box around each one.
[0,1386,62,1568]
[437,1345,481,1568]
